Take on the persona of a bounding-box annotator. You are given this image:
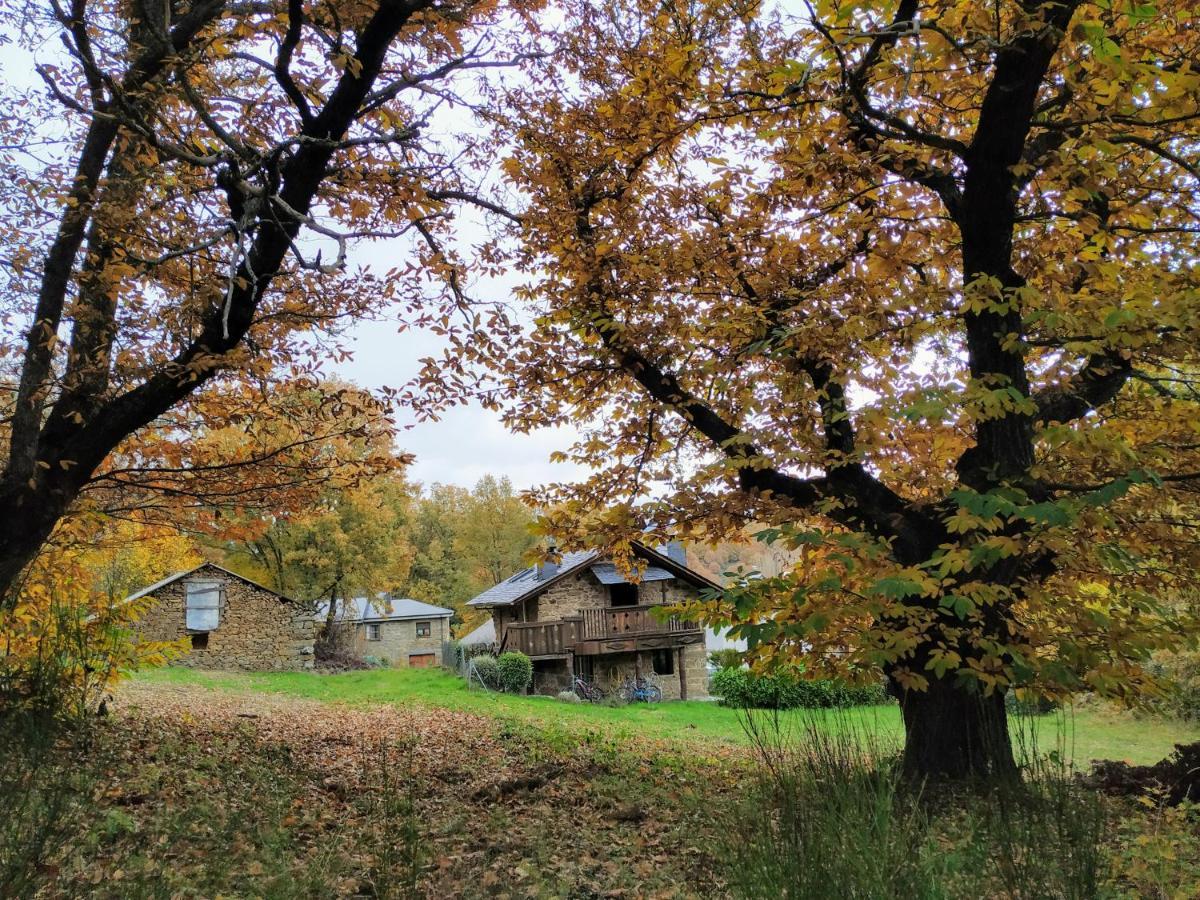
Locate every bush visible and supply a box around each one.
[470,654,500,690]
[361,655,389,669]
[556,690,581,703]
[496,652,533,694]
[1146,651,1200,720]
[710,667,889,710]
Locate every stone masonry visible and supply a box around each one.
[134,564,315,670]
[353,615,450,667]
[493,565,711,700]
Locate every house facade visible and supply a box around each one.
[318,596,453,668]
[129,563,315,670]
[465,543,715,699]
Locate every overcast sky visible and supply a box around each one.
[333,207,590,492]
[335,315,588,492]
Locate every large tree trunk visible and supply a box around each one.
[898,677,1016,781]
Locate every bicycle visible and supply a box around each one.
[617,673,663,703]
[573,676,606,702]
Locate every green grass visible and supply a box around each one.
[135,666,1200,766]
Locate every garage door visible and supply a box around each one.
[408,653,436,668]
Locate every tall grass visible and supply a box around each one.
[723,708,1109,899]
[0,602,112,896]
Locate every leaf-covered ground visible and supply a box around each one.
[19,672,1200,898]
[39,679,737,898]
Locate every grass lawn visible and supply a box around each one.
[135,665,1200,766]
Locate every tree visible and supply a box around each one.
[454,475,537,587]
[0,0,536,602]
[82,379,407,539]
[489,0,1200,779]
[401,476,535,627]
[226,472,415,625]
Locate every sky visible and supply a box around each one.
[335,315,588,492]
[332,203,590,492]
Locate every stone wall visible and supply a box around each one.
[134,566,314,670]
[506,568,701,625]
[586,644,709,701]
[354,616,450,666]
[532,658,572,694]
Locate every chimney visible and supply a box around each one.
[536,559,559,581]
[664,540,686,566]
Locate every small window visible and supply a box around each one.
[190,633,209,651]
[366,623,381,641]
[185,581,222,631]
[652,649,674,676]
[609,583,639,607]
[415,621,432,638]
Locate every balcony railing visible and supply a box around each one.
[578,604,696,641]
[499,604,699,657]
[499,617,581,657]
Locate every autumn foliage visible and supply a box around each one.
[473,0,1200,776]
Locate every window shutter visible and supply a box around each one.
[185,581,223,631]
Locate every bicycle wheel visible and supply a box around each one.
[645,684,663,702]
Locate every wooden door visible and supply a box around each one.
[408,653,436,668]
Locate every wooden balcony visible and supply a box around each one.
[499,605,703,658]
[499,617,582,658]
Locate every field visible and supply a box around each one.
[139,665,1200,767]
[7,667,1200,898]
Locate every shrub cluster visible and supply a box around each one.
[1145,651,1200,720]
[710,667,889,710]
[469,652,533,693]
[470,655,500,690]
[496,652,533,694]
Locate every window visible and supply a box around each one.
[652,649,675,676]
[190,633,209,651]
[609,583,639,607]
[366,623,382,641]
[185,581,222,631]
[415,621,432,638]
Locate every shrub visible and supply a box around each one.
[556,690,581,703]
[1145,651,1200,720]
[496,652,533,694]
[470,654,500,690]
[361,655,389,669]
[710,667,889,710]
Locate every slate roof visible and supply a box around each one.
[589,563,674,585]
[315,595,453,623]
[465,542,720,609]
[124,562,294,603]
[465,550,598,608]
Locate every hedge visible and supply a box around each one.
[710,667,890,710]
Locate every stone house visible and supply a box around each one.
[465,542,716,699]
[128,563,315,670]
[316,596,453,668]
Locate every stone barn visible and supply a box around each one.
[128,563,315,670]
